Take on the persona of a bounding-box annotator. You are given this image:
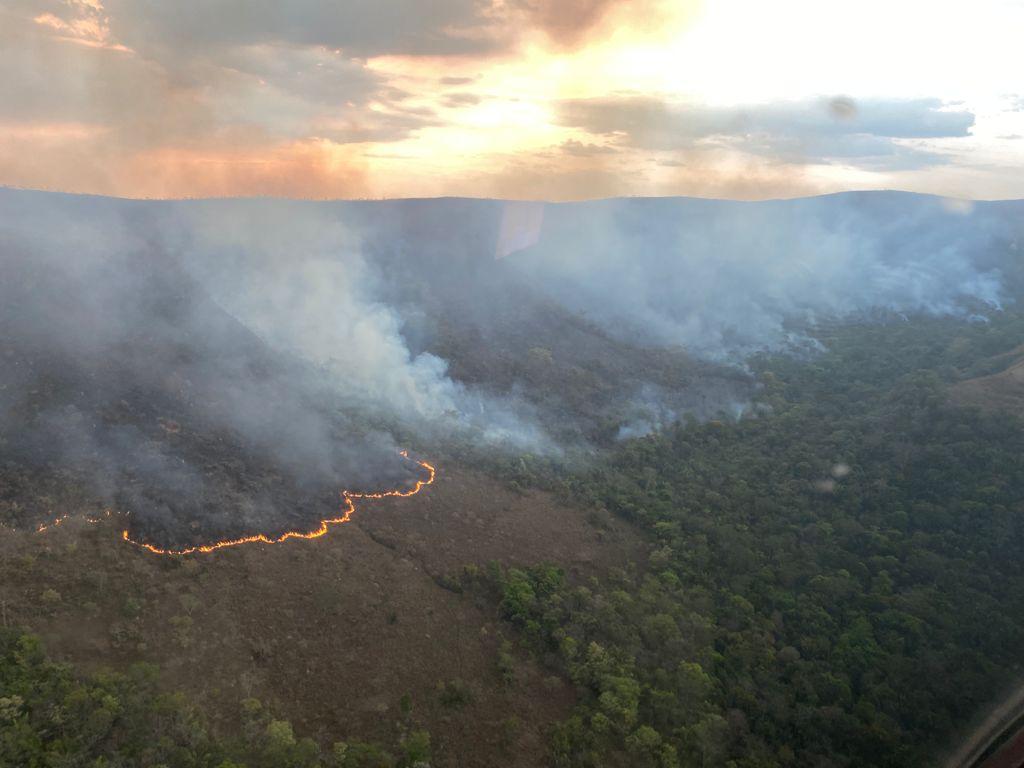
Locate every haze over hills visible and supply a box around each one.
[6,0,1024,764]
[1,186,1021,547]
[3,186,1024,767]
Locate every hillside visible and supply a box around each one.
[951,346,1024,412]
[1,189,1023,767]
[0,459,644,768]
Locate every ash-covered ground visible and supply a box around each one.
[0,233,421,549]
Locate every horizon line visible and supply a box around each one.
[3,184,1020,206]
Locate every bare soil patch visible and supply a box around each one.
[951,349,1024,413]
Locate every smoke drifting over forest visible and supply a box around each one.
[512,194,1016,358]
[0,188,1019,546]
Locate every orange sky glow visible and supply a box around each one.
[1,0,1022,200]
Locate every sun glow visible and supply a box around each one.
[3,0,1022,199]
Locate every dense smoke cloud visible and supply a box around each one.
[0,192,438,545]
[152,199,555,451]
[0,188,1019,541]
[510,193,1016,359]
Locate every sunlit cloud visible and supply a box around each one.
[0,0,1021,199]
[31,0,131,51]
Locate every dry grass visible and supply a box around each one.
[0,460,644,768]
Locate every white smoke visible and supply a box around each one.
[1,188,1018,463]
[152,199,557,452]
[510,194,1011,360]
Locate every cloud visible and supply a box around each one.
[0,14,213,146]
[441,92,483,108]
[508,0,690,47]
[0,0,440,194]
[558,139,618,156]
[556,95,975,169]
[1,17,362,153]
[0,0,1018,200]
[216,45,382,108]
[312,107,437,144]
[510,0,620,45]
[101,0,498,59]
[96,0,676,62]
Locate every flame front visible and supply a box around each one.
[27,452,436,557]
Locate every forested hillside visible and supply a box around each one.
[2,189,1023,767]
[0,629,432,767]
[470,310,1024,767]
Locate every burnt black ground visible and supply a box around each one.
[0,240,416,547]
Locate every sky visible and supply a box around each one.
[1,0,1023,201]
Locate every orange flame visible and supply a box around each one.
[121,451,435,556]
[23,451,436,557]
[35,514,70,533]
[0,512,113,536]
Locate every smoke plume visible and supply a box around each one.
[1,187,1019,544]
